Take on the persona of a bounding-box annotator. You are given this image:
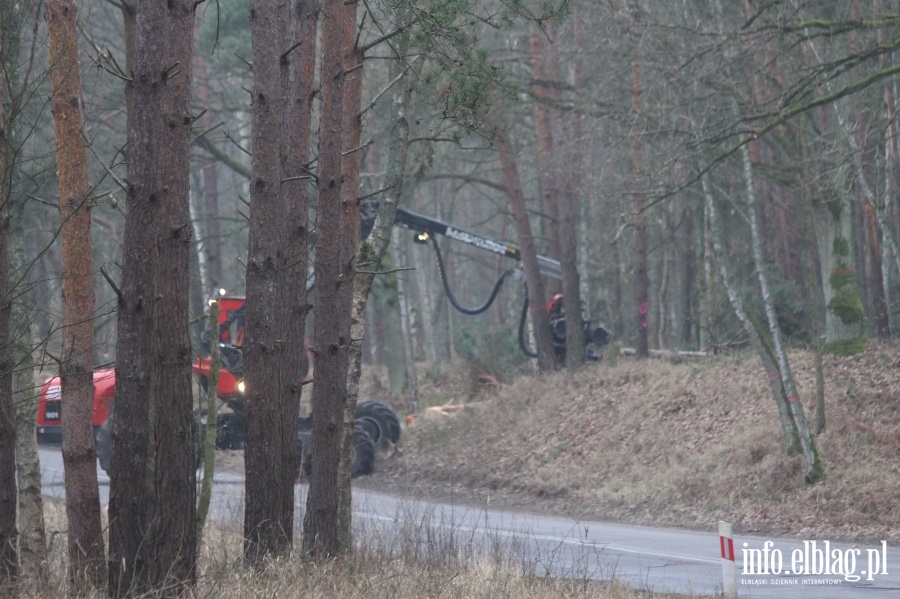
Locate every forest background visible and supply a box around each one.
[2,0,900,596]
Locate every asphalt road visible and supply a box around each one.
[39,446,900,598]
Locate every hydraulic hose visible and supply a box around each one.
[431,236,514,316]
[517,285,539,358]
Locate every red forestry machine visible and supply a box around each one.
[37,207,608,476]
[37,295,400,478]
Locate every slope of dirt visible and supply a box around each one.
[357,342,900,545]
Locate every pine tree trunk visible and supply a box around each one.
[303,0,354,557]
[494,130,559,371]
[46,0,106,588]
[243,0,314,562]
[864,204,890,336]
[335,0,365,551]
[108,0,197,592]
[529,28,562,276]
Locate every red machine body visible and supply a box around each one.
[36,369,116,442]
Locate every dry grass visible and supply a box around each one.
[367,341,900,545]
[29,342,899,597]
[33,499,692,599]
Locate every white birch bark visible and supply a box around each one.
[13,324,48,594]
[189,187,211,301]
[711,0,821,481]
[394,229,419,414]
[740,142,822,481]
[701,171,799,454]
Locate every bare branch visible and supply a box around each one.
[193,134,251,179]
[359,56,419,118]
[360,28,404,55]
[100,265,124,303]
[280,40,305,63]
[85,132,130,192]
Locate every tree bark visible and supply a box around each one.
[789,0,885,351]
[12,321,48,596]
[529,29,562,270]
[194,51,223,293]
[0,41,18,592]
[530,29,585,367]
[741,140,822,482]
[630,35,650,358]
[108,0,197,593]
[493,130,558,371]
[46,0,106,588]
[864,204,890,337]
[196,303,219,544]
[812,169,866,355]
[395,230,420,415]
[303,0,354,557]
[243,0,315,562]
[702,169,801,455]
[336,0,364,552]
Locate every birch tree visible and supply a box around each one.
[2,3,50,591]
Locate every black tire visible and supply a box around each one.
[214,412,244,449]
[355,401,401,449]
[296,418,376,480]
[355,415,384,447]
[351,424,375,477]
[296,426,375,479]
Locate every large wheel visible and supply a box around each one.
[355,401,401,449]
[296,425,375,479]
[350,424,375,477]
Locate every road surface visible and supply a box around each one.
[39,446,900,597]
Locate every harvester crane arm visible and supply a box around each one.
[389,206,610,362]
[392,207,562,280]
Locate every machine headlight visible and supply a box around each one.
[236,380,246,394]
